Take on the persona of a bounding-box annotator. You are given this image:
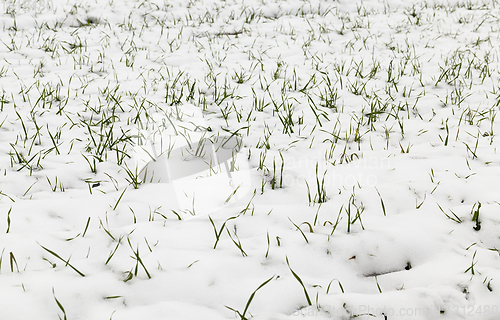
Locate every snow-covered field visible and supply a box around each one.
[1,0,500,318]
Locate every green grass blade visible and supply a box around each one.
[286,256,312,306]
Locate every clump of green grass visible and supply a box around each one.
[305,163,328,205]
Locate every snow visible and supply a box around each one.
[1,0,500,319]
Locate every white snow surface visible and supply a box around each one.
[1,0,500,319]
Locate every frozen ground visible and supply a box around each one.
[1,0,500,319]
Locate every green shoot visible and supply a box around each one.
[471,202,481,231]
[208,215,239,249]
[127,237,152,279]
[53,288,68,320]
[38,244,85,277]
[225,275,275,320]
[286,256,312,306]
